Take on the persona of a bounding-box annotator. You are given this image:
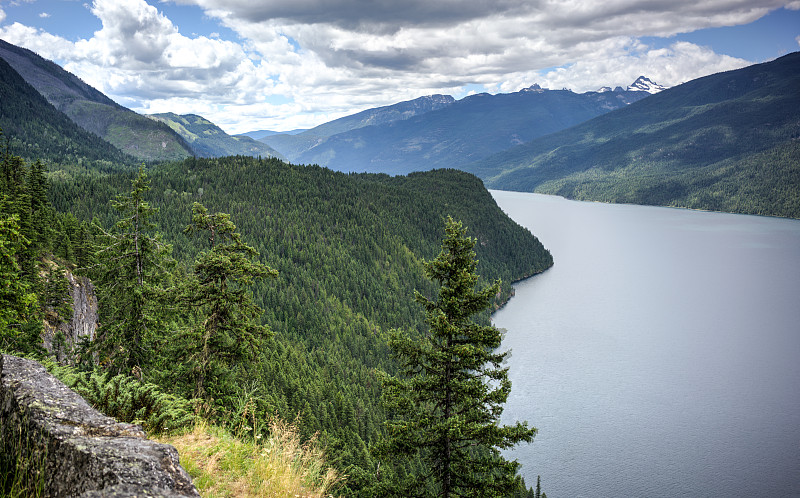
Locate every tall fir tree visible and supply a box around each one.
[183,202,278,409]
[0,213,37,350]
[378,216,536,497]
[93,165,173,374]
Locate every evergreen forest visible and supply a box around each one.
[0,136,553,495]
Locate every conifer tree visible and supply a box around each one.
[379,216,536,497]
[26,159,51,251]
[93,165,173,373]
[184,202,278,406]
[0,213,36,349]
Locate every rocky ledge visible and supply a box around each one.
[0,354,199,497]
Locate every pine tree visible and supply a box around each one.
[183,202,278,407]
[379,216,536,497]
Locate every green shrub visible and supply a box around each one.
[46,362,196,435]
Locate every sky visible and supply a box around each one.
[0,0,798,134]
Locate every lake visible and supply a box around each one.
[490,191,800,497]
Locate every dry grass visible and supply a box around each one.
[157,419,342,497]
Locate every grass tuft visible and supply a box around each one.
[158,418,342,497]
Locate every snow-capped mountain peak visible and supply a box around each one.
[521,83,546,93]
[627,76,667,94]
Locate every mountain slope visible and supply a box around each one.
[289,86,649,175]
[0,39,192,163]
[261,94,456,160]
[0,56,133,168]
[467,52,800,218]
[50,157,553,493]
[148,113,283,159]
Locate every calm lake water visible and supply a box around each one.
[490,191,800,497]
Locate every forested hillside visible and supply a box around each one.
[43,156,552,494]
[0,40,193,162]
[467,52,800,219]
[148,113,282,159]
[0,57,133,170]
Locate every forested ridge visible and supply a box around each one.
[147,113,282,159]
[0,40,193,163]
[0,56,135,171]
[466,51,800,219]
[3,148,552,495]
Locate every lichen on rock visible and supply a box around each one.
[0,354,199,497]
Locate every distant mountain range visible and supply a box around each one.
[1,36,797,217]
[239,129,308,140]
[148,113,282,159]
[259,94,457,163]
[260,87,650,174]
[464,51,800,218]
[0,39,192,163]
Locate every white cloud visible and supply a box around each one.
[0,7,5,25]
[38,12,50,18]
[532,41,752,93]
[0,0,792,133]
[0,0,278,128]
[182,0,784,131]
[0,22,76,60]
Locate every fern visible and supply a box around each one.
[45,361,196,434]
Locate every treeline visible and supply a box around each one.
[4,153,552,495]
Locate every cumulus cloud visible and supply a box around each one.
[0,22,76,60]
[0,0,792,133]
[1,0,271,119]
[531,41,753,93]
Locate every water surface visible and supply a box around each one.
[491,191,800,497]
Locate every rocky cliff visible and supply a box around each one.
[41,266,98,364]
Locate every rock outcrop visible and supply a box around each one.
[41,266,98,364]
[0,354,199,497]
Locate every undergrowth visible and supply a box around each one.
[44,361,196,435]
[158,419,342,497]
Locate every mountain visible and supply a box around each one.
[239,129,307,140]
[0,55,133,168]
[627,76,668,93]
[0,39,192,163]
[281,85,649,175]
[260,94,456,160]
[50,157,553,494]
[465,52,800,218]
[148,113,283,159]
